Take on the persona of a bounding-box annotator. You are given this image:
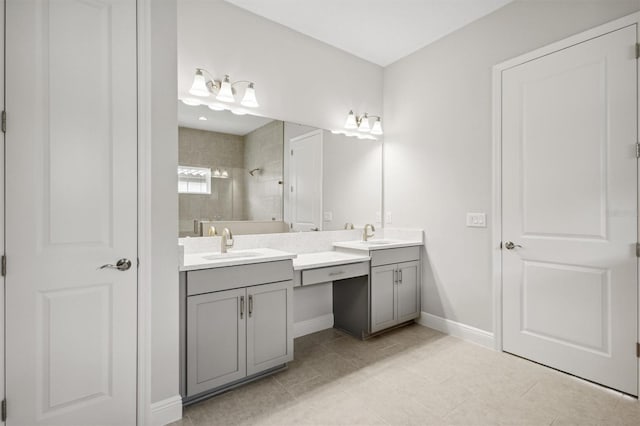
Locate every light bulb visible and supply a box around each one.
[371,118,383,135]
[189,69,210,97]
[358,114,370,132]
[216,75,235,103]
[344,110,358,129]
[241,83,259,107]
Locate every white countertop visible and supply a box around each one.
[332,239,423,251]
[292,251,370,271]
[180,248,296,271]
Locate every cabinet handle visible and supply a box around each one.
[393,270,397,283]
[240,296,245,319]
[399,270,403,284]
[329,271,345,277]
[248,295,253,317]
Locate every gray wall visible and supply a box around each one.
[150,0,179,406]
[383,0,640,332]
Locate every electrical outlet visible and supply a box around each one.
[323,211,333,221]
[375,211,382,223]
[466,212,486,228]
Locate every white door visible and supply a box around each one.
[501,25,638,395]
[5,0,138,424]
[289,130,323,231]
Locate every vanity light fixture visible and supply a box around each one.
[344,110,383,135]
[188,68,259,108]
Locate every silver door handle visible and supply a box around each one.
[240,296,245,319]
[394,270,397,283]
[248,295,253,317]
[99,258,132,271]
[504,241,522,250]
[398,270,403,283]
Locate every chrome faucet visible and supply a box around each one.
[363,224,375,241]
[207,225,217,236]
[221,228,234,253]
[344,222,354,230]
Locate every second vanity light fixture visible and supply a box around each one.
[189,68,259,108]
[344,110,383,135]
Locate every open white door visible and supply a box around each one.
[289,130,323,232]
[501,24,638,395]
[5,0,138,424]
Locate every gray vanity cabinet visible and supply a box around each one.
[246,281,293,375]
[182,260,294,400]
[370,247,421,333]
[187,288,247,396]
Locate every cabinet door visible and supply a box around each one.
[371,265,398,333]
[187,288,246,396]
[397,261,420,323]
[247,281,294,375]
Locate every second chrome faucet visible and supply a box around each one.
[363,224,375,241]
[221,228,234,253]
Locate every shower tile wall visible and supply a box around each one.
[178,127,247,236]
[244,120,284,221]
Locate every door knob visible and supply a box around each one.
[99,258,132,271]
[504,241,522,250]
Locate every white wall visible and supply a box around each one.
[178,0,383,132]
[383,0,640,332]
[148,0,180,407]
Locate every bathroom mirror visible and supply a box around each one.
[178,101,382,236]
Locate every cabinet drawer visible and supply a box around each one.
[370,246,420,267]
[187,260,293,296]
[302,261,369,286]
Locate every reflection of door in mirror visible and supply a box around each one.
[288,130,323,232]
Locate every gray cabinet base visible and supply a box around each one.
[182,364,288,406]
[332,275,370,339]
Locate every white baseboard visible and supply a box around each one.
[151,394,182,426]
[294,313,334,338]
[417,312,495,349]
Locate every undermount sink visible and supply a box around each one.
[201,251,261,261]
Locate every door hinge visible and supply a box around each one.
[1,255,6,277]
[290,149,294,156]
[2,398,7,422]
[637,342,640,358]
[636,143,640,158]
[636,43,640,59]
[636,243,640,258]
[1,110,6,134]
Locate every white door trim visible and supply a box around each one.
[137,0,153,424]
[492,11,640,383]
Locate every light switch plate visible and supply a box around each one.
[375,211,382,223]
[323,211,333,221]
[466,212,486,228]
[385,212,392,224]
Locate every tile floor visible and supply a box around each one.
[171,324,639,425]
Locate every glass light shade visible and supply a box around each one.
[198,116,207,121]
[344,110,358,129]
[240,83,259,107]
[371,118,383,135]
[358,115,371,132]
[208,103,226,111]
[216,76,235,102]
[221,170,229,178]
[189,69,210,97]
[213,169,221,177]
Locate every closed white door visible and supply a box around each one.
[289,130,323,231]
[501,25,637,395]
[5,0,138,424]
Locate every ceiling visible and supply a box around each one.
[178,101,274,135]
[224,0,514,66]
